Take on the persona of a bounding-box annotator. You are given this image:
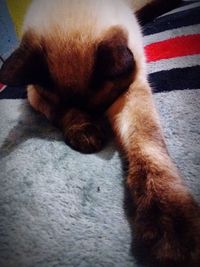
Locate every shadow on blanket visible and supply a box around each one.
[0,103,63,159]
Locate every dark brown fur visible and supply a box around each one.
[0,27,135,153]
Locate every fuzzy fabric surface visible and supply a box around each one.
[0,90,200,267]
[0,1,200,267]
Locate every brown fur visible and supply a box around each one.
[27,85,109,153]
[107,80,200,266]
[23,27,134,153]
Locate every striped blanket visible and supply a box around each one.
[0,2,199,267]
[144,0,200,92]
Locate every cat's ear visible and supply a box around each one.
[0,41,50,87]
[94,27,135,81]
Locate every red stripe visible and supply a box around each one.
[0,83,4,89]
[145,34,200,62]
[0,83,6,92]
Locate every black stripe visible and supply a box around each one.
[136,0,182,27]
[143,6,200,35]
[149,66,200,93]
[0,86,27,99]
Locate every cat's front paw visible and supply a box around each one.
[60,108,109,153]
[128,174,200,267]
[64,122,107,153]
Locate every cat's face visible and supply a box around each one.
[0,26,135,113]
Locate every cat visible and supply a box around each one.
[0,0,199,266]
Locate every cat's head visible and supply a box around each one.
[0,26,136,112]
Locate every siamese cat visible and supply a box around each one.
[0,0,199,266]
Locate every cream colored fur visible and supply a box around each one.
[23,0,150,79]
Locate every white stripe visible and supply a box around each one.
[159,2,200,18]
[144,24,200,46]
[147,55,200,74]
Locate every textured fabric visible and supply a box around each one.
[0,1,200,267]
[0,90,199,267]
[143,0,200,93]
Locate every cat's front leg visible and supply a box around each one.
[27,85,108,153]
[107,80,200,266]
